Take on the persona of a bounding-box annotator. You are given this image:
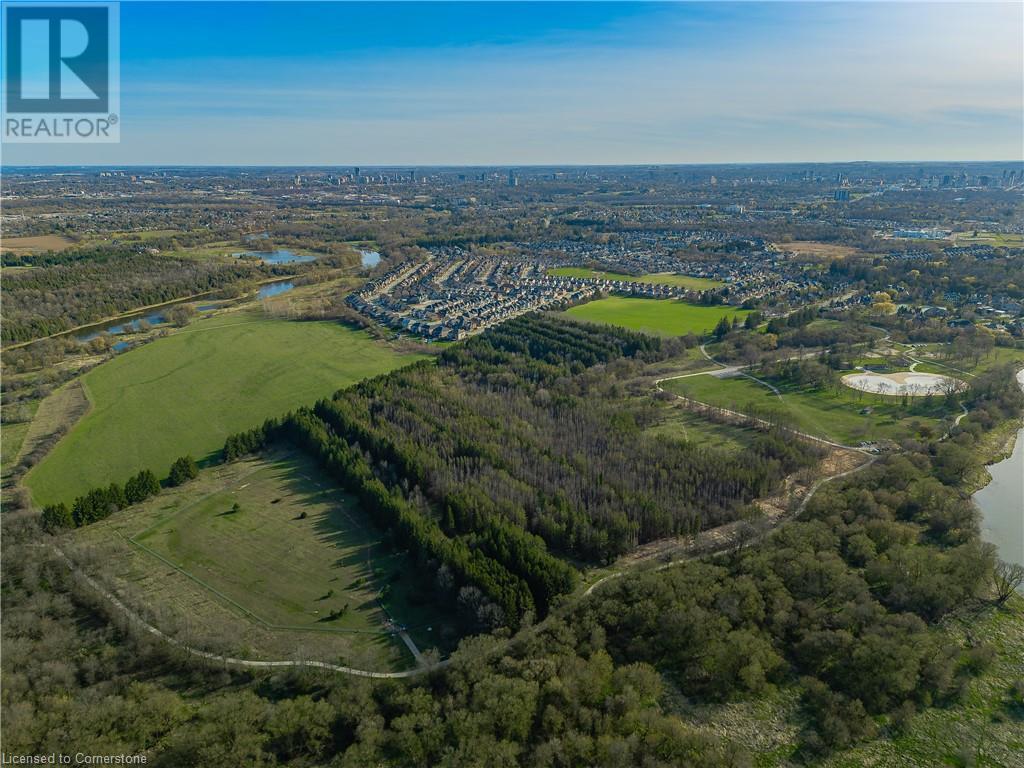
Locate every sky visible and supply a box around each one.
[2,1,1022,165]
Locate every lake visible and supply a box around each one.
[257,281,295,299]
[974,368,1024,568]
[235,249,316,265]
[360,250,381,268]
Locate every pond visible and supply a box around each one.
[257,281,295,299]
[360,249,381,268]
[235,249,317,265]
[974,368,1024,569]
[76,310,167,342]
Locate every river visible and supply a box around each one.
[974,368,1024,568]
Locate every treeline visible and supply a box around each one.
[318,315,820,564]
[40,456,197,533]
[439,313,665,385]
[277,410,536,624]
[41,469,160,531]
[220,315,820,624]
[2,249,262,343]
[932,364,1024,485]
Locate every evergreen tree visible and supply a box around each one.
[168,455,198,486]
[41,502,73,532]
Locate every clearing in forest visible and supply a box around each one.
[71,452,459,670]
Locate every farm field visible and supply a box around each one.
[0,234,77,255]
[565,297,747,336]
[663,371,952,446]
[549,266,723,289]
[26,312,426,505]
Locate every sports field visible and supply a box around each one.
[565,297,748,336]
[663,372,952,446]
[26,313,425,505]
[549,267,723,290]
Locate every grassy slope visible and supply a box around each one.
[549,267,723,290]
[664,373,950,445]
[26,313,425,505]
[69,453,427,670]
[133,451,447,650]
[566,297,747,336]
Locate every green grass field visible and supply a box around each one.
[664,372,952,446]
[70,452,460,669]
[956,231,1024,248]
[549,267,723,290]
[134,452,440,643]
[26,313,425,505]
[565,297,748,336]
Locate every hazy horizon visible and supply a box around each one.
[3,1,1021,167]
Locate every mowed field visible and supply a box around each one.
[549,267,723,290]
[663,372,952,446]
[565,297,748,336]
[26,313,425,505]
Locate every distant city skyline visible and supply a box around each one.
[3,1,1022,166]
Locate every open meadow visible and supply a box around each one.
[67,452,458,671]
[565,297,748,336]
[26,312,426,505]
[548,266,723,289]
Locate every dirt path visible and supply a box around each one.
[583,450,875,598]
[51,546,445,679]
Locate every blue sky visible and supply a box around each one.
[4,1,1022,165]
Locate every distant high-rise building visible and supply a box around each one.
[508,169,518,187]
[834,189,850,202]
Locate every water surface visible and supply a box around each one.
[235,249,316,265]
[975,368,1024,568]
[257,281,295,299]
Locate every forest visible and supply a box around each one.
[2,248,268,343]
[224,314,823,624]
[6,381,1016,765]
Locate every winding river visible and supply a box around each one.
[974,368,1024,568]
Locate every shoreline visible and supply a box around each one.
[965,367,1024,496]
